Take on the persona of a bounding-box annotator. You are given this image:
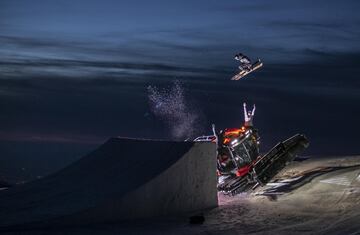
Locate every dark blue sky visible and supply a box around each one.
[1,0,360,181]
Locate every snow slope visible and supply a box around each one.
[0,138,217,231]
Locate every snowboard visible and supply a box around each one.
[231,59,263,80]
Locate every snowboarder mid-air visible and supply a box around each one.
[235,53,252,72]
[243,102,255,127]
[231,52,263,80]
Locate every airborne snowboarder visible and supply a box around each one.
[231,52,263,80]
[234,53,252,72]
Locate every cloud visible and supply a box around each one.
[0,57,229,80]
[0,35,73,48]
[0,50,359,155]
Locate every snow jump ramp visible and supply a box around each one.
[0,138,218,230]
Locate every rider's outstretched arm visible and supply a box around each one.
[252,104,256,116]
[212,124,217,137]
[212,124,219,148]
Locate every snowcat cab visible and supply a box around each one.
[218,127,259,174]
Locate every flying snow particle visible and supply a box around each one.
[147,80,201,140]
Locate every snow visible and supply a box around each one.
[320,176,352,186]
[207,155,360,235]
[0,138,217,231]
[1,141,360,234]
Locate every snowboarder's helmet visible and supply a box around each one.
[248,111,252,116]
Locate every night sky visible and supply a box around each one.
[1,0,360,182]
